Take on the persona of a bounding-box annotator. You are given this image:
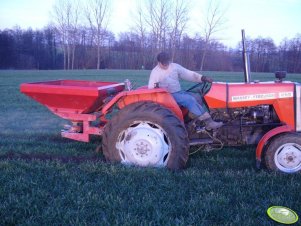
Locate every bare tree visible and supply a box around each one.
[199,0,227,71]
[144,0,171,52]
[248,38,277,72]
[51,0,81,69]
[130,0,172,67]
[131,1,148,68]
[289,35,301,73]
[85,0,110,69]
[169,0,189,61]
[70,1,81,69]
[132,0,189,63]
[52,0,67,69]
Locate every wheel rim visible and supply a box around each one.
[116,121,171,167]
[274,143,301,173]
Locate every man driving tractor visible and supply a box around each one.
[148,52,223,130]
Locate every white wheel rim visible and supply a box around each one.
[274,143,301,173]
[116,121,171,167]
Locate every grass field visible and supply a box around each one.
[0,69,301,225]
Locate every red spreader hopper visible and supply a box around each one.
[20,80,125,114]
[20,80,125,142]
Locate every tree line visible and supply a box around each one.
[0,0,300,73]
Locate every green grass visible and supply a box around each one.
[0,70,301,225]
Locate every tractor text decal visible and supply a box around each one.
[232,93,276,102]
[231,92,293,102]
[279,92,293,98]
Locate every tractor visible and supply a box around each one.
[20,31,301,173]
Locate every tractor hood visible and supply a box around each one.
[204,81,299,131]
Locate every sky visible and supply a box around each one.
[0,0,300,48]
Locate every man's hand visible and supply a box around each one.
[201,76,213,83]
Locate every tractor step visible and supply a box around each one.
[189,138,213,146]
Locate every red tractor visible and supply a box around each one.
[20,32,301,173]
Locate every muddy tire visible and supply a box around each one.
[264,133,301,173]
[102,101,189,170]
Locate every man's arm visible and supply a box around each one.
[177,64,203,82]
[177,64,213,83]
[148,69,158,89]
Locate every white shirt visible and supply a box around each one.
[148,63,204,93]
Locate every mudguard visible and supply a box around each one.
[101,88,184,121]
[255,125,294,168]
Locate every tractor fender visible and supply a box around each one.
[101,88,184,121]
[255,125,294,168]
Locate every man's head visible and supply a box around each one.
[157,52,171,70]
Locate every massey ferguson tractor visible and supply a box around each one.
[20,31,301,173]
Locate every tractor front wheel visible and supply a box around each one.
[264,133,301,173]
[102,102,189,170]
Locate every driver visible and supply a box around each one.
[148,52,223,130]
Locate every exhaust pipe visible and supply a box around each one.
[241,29,251,83]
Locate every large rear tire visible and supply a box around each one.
[264,133,301,173]
[102,101,189,170]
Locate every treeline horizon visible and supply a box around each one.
[0,26,300,73]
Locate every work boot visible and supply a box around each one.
[198,112,223,130]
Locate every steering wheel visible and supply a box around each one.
[186,81,212,96]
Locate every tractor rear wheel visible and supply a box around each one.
[264,133,301,173]
[102,101,189,170]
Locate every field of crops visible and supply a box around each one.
[0,69,300,225]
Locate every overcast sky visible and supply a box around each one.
[0,0,300,48]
